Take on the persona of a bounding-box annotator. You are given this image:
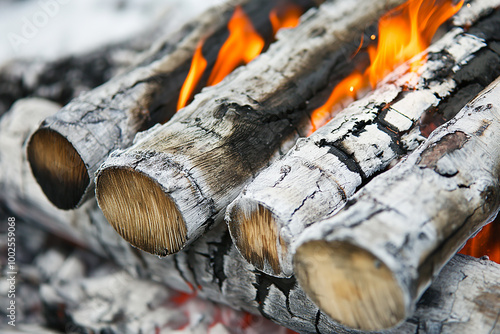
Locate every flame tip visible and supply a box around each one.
[178,3,305,111]
[310,0,463,134]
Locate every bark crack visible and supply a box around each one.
[315,310,322,334]
[290,189,320,220]
[253,272,297,318]
[206,230,233,291]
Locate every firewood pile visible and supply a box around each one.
[1,0,499,333]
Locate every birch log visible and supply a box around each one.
[226,0,500,277]
[293,76,500,331]
[26,0,265,210]
[0,98,108,253]
[1,99,500,334]
[95,0,407,257]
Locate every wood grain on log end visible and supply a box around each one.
[228,202,283,275]
[27,128,89,210]
[294,240,405,331]
[96,167,187,256]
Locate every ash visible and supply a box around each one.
[0,206,290,334]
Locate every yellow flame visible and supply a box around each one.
[177,41,207,111]
[310,0,463,133]
[207,6,265,86]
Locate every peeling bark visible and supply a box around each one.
[226,0,500,277]
[95,0,407,257]
[294,76,500,331]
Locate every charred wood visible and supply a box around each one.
[39,250,500,334]
[226,0,500,277]
[293,76,500,330]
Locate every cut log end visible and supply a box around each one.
[294,240,406,331]
[228,203,285,276]
[96,167,187,256]
[27,129,90,210]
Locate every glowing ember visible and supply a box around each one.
[177,41,207,110]
[310,0,464,132]
[207,6,265,86]
[171,291,197,305]
[459,221,500,264]
[269,4,303,35]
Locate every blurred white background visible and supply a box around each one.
[0,0,224,64]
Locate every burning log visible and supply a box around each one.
[293,75,500,331]
[95,0,408,257]
[226,0,500,277]
[27,0,308,210]
[1,97,500,333]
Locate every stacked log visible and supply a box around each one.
[0,98,107,252]
[42,249,500,334]
[293,76,500,330]
[27,0,313,209]
[6,0,500,332]
[226,0,500,277]
[0,43,498,334]
[1,97,499,332]
[95,0,407,257]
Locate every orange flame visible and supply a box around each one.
[459,221,500,264]
[269,4,303,35]
[178,4,305,111]
[207,6,265,86]
[177,41,207,110]
[310,0,463,133]
[367,0,464,86]
[310,72,366,133]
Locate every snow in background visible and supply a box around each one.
[0,0,224,64]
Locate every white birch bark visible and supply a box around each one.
[95,0,407,257]
[293,75,500,331]
[39,252,500,334]
[0,98,107,253]
[226,0,500,277]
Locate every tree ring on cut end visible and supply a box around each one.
[294,240,406,331]
[229,202,285,276]
[28,128,89,210]
[97,167,187,256]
